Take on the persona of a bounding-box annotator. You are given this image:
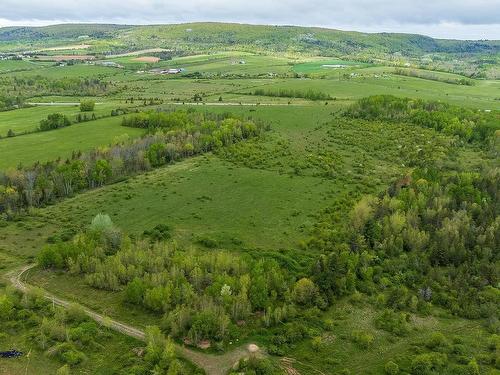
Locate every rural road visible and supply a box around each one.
[27,101,300,107]
[26,102,103,106]
[8,264,261,375]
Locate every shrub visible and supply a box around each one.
[89,213,114,234]
[351,330,374,349]
[196,235,218,248]
[466,359,480,375]
[65,304,87,324]
[425,332,449,351]
[374,309,410,336]
[80,100,95,112]
[39,113,71,131]
[0,295,14,319]
[143,224,172,242]
[61,349,86,366]
[410,353,447,375]
[384,361,399,375]
[56,365,71,375]
[292,278,318,306]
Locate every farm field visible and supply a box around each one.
[0,21,498,375]
[0,115,143,169]
[293,58,371,73]
[0,101,135,137]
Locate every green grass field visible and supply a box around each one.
[0,115,143,170]
[0,101,135,137]
[0,59,51,73]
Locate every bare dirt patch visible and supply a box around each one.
[34,44,91,52]
[133,56,160,63]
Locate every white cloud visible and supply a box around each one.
[0,0,499,39]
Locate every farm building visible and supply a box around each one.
[149,68,185,74]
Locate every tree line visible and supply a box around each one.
[0,75,113,100]
[253,88,332,101]
[394,68,475,86]
[0,110,264,216]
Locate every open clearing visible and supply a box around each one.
[30,44,91,52]
[132,56,160,63]
[106,48,170,58]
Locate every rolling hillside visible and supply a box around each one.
[1,22,498,57]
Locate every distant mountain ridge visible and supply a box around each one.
[0,22,498,57]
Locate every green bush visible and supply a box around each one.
[61,349,86,366]
[351,330,375,349]
[374,309,410,336]
[384,361,399,375]
[39,113,71,131]
[80,100,95,112]
[425,332,449,351]
[410,353,447,375]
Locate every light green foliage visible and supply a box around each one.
[384,361,399,375]
[351,330,375,349]
[89,213,114,233]
[292,278,319,306]
[56,365,71,375]
[80,100,95,112]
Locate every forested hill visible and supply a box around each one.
[0,22,498,57]
[0,24,130,42]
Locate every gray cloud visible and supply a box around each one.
[0,0,499,39]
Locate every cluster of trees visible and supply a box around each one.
[253,88,332,101]
[37,215,324,346]
[311,166,499,320]
[394,68,475,85]
[0,94,22,111]
[0,76,112,98]
[345,95,498,144]
[0,110,263,215]
[39,113,71,131]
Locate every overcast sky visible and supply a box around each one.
[0,0,499,40]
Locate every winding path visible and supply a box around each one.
[8,264,260,375]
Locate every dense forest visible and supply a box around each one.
[0,76,112,103]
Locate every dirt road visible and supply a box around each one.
[9,264,260,375]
